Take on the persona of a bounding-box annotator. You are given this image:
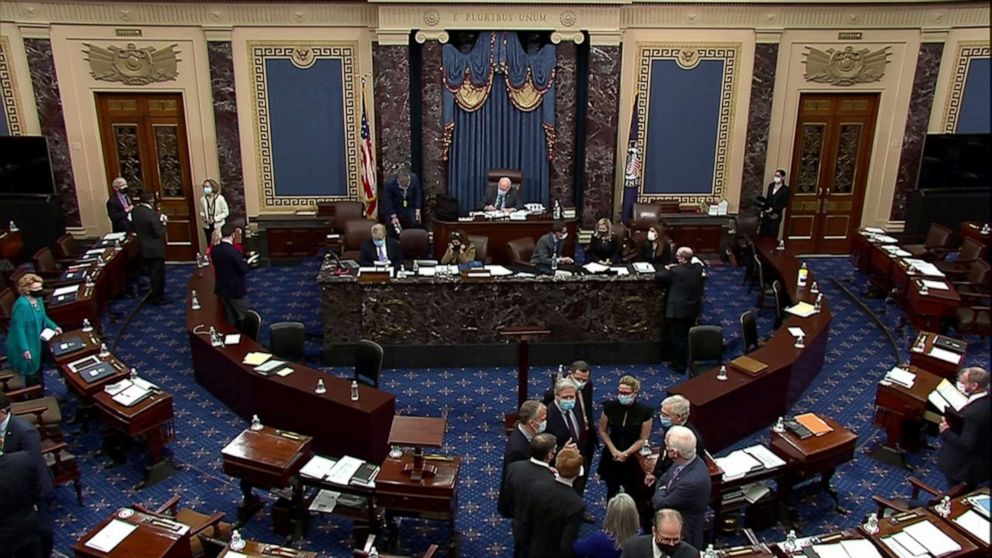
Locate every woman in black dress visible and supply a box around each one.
[758,168,790,238]
[635,225,673,266]
[597,375,654,499]
[586,218,622,265]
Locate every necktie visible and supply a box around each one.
[565,410,579,442]
[378,246,386,262]
[120,192,132,212]
[496,192,505,210]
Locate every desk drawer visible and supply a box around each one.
[377,491,453,516]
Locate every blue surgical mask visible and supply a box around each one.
[203,186,213,195]
[536,420,547,434]
[660,416,673,428]
[559,399,576,412]
[618,394,634,406]
[373,238,385,247]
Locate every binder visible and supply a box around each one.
[730,355,768,376]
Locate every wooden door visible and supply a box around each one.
[785,94,879,254]
[96,93,197,261]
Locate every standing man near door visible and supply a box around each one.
[133,191,169,305]
[106,177,133,233]
[757,169,790,238]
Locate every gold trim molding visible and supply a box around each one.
[0,36,25,135]
[942,40,990,133]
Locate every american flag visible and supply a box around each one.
[621,93,642,224]
[359,94,377,218]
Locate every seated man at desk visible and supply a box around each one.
[359,223,404,266]
[483,176,525,212]
[531,221,574,267]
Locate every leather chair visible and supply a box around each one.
[740,310,762,354]
[54,233,82,261]
[269,322,306,362]
[32,247,64,279]
[0,288,14,333]
[771,280,787,329]
[486,169,523,191]
[468,235,490,264]
[506,237,536,266]
[687,325,724,378]
[42,438,83,505]
[903,223,954,260]
[0,368,26,392]
[400,229,430,264]
[9,385,63,443]
[753,254,775,310]
[354,339,384,388]
[133,495,231,558]
[342,220,373,261]
[937,237,987,278]
[242,309,262,342]
[950,260,990,304]
[318,201,365,233]
[872,476,967,518]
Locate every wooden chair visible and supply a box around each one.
[486,168,523,191]
[771,280,787,329]
[31,247,64,279]
[0,287,15,333]
[400,228,430,264]
[318,201,366,233]
[54,233,82,261]
[872,476,967,517]
[903,223,954,261]
[936,237,987,278]
[9,385,64,442]
[954,293,991,336]
[740,310,763,354]
[468,234,491,264]
[133,494,230,558]
[949,259,990,300]
[42,437,83,505]
[0,368,27,392]
[342,220,373,262]
[753,254,775,310]
[506,237,536,266]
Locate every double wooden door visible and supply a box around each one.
[96,93,197,261]
[785,94,879,254]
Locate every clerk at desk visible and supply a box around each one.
[532,221,574,267]
[360,223,404,266]
[483,177,525,212]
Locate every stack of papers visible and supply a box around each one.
[243,352,271,366]
[84,519,137,552]
[903,259,945,277]
[967,494,990,517]
[928,379,969,413]
[326,456,364,485]
[874,234,898,244]
[787,326,807,338]
[884,367,917,389]
[486,265,513,277]
[309,489,342,513]
[928,346,961,364]
[741,482,771,504]
[902,520,961,556]
[742,444,786,469]
[716,449,763,480]
[954,510,990,545]
[795,413,833,436]
[811,540,883,558]
[610,267,630,276]
[582,262,609,274]
[632,262,655,273]
[103,232,127,241]
[920,279,949,291]
[254,359,292,377]
[864,227,885,234]
[881,245,913,257]
[300,455,338,480]
[53,284,81,297]
[785,302,817,317]
[112,383,152,406]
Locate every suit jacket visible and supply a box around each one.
[0,451,42,554]
[938,393,991,487]
[620,536,699,558]
[655,263,705,320]
[132,203,167,259]
[2,415,53,499]
[518,479,586,558]
[359,237,404,266]
[758,183,789,237]
[546,401,593,461]
[531,232,565,266]
[653,421,706,478]
[482,185,524,211]
[651,456,711,550]
[212,241,249,299]
[106,193,132,233]
[503,427,532,470]
[542,381,596,455]
[500,459,554,518]
[379,174,422,221]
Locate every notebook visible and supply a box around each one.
[730,355,768,376]
[51,336,85,357]
[795,413,833,436]
[80,362,117,384]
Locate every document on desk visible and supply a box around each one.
[582,262,609,274]
[84,519,138,552]
[967,493,990,517]
[884,367,916,389]
[417,266,437,277]
[486,265,513,277]
[326,455,364,486]
[883,532,928,558]
[85,248,107,256]
[787,326,806,338]
[902,519,961,556]
[920,279,949,290]
[874,234,898,244]
[810,543,854,558]
[224,334,241,345]
[242,352,272,366]
[716,450,762,480]
[300,454,338,480]
[929,379,969,413]
[840,539,883,558]
[742,444,786,469]
[52,284,81,297]
[795,413,833,436]
[928,346,961,364]
[112,384,151,407]
[903,259,945,277]
[632,262,655,273]
[785,302,817,317]
[103,232,127,241]
[254,359,285,374]
[308,489,341,513]
[741,482,770,504]
[864,227,885,234]
[954,509,990,545]
[610,267,630,276]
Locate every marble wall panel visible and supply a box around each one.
[420,41,445,223]
[207,41,246,223]
[581,45,621,227]
[891,42,943,222]
[740,43,779,216]
[373,44,412,184]
[551,41,577,206]
[24,39,80,227]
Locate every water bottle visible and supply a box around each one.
[639,438,652,457]
[814,293,823,311]
[229,529,246,551]
[99,343,110,358]
[8,220,17,232]
[191,290,201,310]
[551,256,558,272]
[784,530,798,551]
[351,380,360,401]
[797,262,809,287]
[774,416,785,433]
[250,414,263,431]
[82,318,93,332]
[129,367,137,381]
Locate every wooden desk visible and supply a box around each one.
[59,352,131,400]
[874,365,943,452]
[959,222,991,261]
[906,277,961,332]
[377,451,460,554]
[771,529,872,557]
[217,540,318,558]
[908,331,967,379]
[221,426,313,491]
[0,228,23,261]
[499,325,551,408]
[669,238,831,452]
[73,508,193,558]
[432,215,576,265]
[770,416,857,511]
[860,509,980,558]
[187,268,395,462]
[48,238,135,330]
[941,489,990,551]
[93,388,175,488]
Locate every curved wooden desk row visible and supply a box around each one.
[670,238,832,452]
[185,268,395,463]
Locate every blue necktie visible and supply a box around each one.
[496,192,505,210]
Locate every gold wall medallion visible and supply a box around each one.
[83,42,180,85]
[802,45,890,86]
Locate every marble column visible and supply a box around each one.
[551,41,578,207]
[419,41,446,223]
[891,43,943,222]
[207,41,246,223]
[581,44,621,228]
[373,44,412,182]
[24,39,80,227]
[740,44,779,214]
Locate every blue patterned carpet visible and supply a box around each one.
[9,256,989,556]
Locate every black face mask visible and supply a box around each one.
[655,540,679,555]
[29,289,44,297]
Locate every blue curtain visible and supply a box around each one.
[443,32,556,212]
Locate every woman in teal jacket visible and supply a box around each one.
[5,273,61,386]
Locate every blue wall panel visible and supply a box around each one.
[0,102,9,136]
[266,58,348,196]
[957,58,990,134]
[643,59,723,195]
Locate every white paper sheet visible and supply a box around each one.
[85,248,106,256]
[716,449,763,480]
[933,379,969,412]
[954,510,990,545]
[300,455,338,480]
[53,284,81,296]
[864,227,885,234]
[787,327,807,338]
[326,455,364,485]
[610,267,630,276]
[885,367,916,389]
[103,232,127,240]
[785,302,817,317]
[486,265,514,277]
[840,539,883,558]
[582,262,609,274]
[224,334,241,345]
[742,444,787,469]
[309,489,342,512]
[921,279,949,290]
[903,519,961,556]
[810,543,853,558]
[632,262,655,273]
[890,531,929,557]
[242,352,272,366]
[880,535,920,558]
[417,267,437,277]
[40,328,57,341]
[112,384,150,406]
[928,346,961,364]
[84,519,138,552]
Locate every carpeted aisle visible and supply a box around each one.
[12,257,988,556]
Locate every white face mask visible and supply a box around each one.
[773,176,782,184]
[956,381,969,395]
[647,231,658,241]
[203,186,213,195]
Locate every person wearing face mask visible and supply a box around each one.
[440,231,478,265]
[359,223,404,266]
[106,176,134,233]
[198,178,229,246]
[636,225,673,266]
[651,426,710,550]
[501,434,558,557]
[597,375,653,500]
[621,509,699,558]
[503,400,549,470]
[757,168,789,238]
[646,396,705,488]
[531,221,575,267]
[483,176,525,212]
[586,218,622,265]
[655,247,705,374]
[542,361,596,455]
[937,366,990,490]
[546,378,593,507]
[5,274,61,389]
[380,172,422,236]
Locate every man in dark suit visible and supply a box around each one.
[621,509,699,558]
[545,378,592,499]
[359,223,404,266]
[531,221,574,267]
[132,191,169,304]
[757,168,789,238]
[105,176,133,233]
[655,247,705,373]
[651,426,710,550]
[648,395,706,483]
[518,447,586,558]
[500,434,557,557]
[542,361,596,463]
[1,392,52,557]
[502,400,548,470]
[482,176,524,212]
[0,451,44,558]
[938,366,990,490]
[379,172,422,236]
[212,223,251,329]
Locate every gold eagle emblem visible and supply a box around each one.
[83,43,180,85]
[803,45,890,86]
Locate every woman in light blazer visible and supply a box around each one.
[199,178,230,244]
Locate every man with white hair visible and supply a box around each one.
[106,176,134,232]
[483,176,524,212]
[647,395,706,485]
[654,246,705,373]
[651,425,710,549]
[938,366,990,489]
[546,377,592,505]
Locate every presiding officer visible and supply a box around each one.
[211,222,251,330]
[483,176,525,212]
[380,172,422,235]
